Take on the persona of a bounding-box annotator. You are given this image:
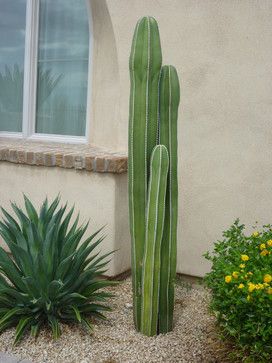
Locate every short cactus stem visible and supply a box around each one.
[141,145,169,336]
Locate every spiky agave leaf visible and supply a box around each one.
[0,196,116,343]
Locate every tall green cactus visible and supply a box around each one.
[128,16,180,335]
[128,16,162,331]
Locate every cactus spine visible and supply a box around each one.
[128,17,180,335]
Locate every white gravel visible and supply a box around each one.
[0,278,232,363]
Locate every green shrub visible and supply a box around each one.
[0,196,115,344]
[204,219,272,361]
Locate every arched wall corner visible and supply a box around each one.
[87,0,121,150]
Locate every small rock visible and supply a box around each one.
[125,302,133,309]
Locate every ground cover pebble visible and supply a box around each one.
[0,278,235,363]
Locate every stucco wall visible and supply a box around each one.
[0,163,130,276]
[91,0,272,276]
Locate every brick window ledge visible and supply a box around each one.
[0,138,128,174]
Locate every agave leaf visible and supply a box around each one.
[60,223,89,260]
[0,307,21,326]
[0,247,26,291]
[64,213,80,241]
[14,316,32,345]
[60,292,87,305]
[0,317,17,333]
[48,280,63,300]
[5,240,34,278]
[23,195,38,225]
[30,321,41,338]
[58,205,74,241]
[55,252,76,280]
[11,203,29,237]
[81,317,93,334]
[48,316,61,339]
[25,221,42,260]
[75,236,106,271]
[0,207,21,232]
[71,305,82,322]
[81,280,118,297]
[21,276,40,298]
[0,287,30,304]
[0,294,15,307]
[88,250,115,270]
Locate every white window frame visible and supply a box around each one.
[0,0,92,144]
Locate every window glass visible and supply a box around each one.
[35,0,89,136]
[0,0,26,132]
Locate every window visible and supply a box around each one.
[0,0,91,142]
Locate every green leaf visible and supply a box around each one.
[0,307,21,326]
[23,195,38,224]
[71,305,82,322]
[48,316,61,339]
[14,316,32,345]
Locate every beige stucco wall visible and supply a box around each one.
[89,0,272,276]
[0,163,130,276]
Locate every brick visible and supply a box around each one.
[74,155,84,170]
[107,156,127,173]
[26,151,35,165]
[55,153,63,167]
[9,149,18,163]
[17,150,26,163]
[95,157,105,172]
[44,152,54,167]
[63,154,74,168]
[34,152,44,166]
[0,148,8,161]
[85,156,94,171]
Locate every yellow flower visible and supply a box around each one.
[248,272,253,275]
[232,271,239,279]
[252,231,259,237]
[248,282,256,292]
[247,295,251,301]
[238,283,244,289]
[267,240,272,247]
[260,249,269,256]
[267,288,272,295]
[239,264,245,269]
[263,274,272,283]
[255,283,264,290]
[241,254,249,261]
[225,275,232,283]
[260,243,266,250]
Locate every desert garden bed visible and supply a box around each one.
[0,278,233,363]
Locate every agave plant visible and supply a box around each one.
[0,196,115,344]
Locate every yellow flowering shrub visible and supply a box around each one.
[204,219,272,361]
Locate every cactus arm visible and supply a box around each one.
[158,65,180,333]
[141,145,169,336]
[128,16,162,330]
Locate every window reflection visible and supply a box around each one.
[35,0,89,136]
[0,0,26,132]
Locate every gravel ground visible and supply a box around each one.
[0,278,234,363]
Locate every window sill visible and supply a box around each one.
[0,138,127,174]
